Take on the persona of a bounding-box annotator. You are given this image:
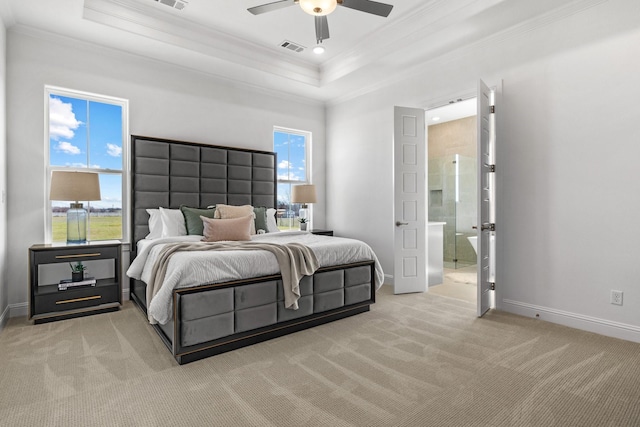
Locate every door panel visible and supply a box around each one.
[477,79,496,316]
[394,106,427,294]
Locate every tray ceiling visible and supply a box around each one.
[1,0,604,102]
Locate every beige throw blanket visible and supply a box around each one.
[146,241,319,313]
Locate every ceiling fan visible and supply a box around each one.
[248,0,394,45]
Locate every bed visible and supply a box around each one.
[128,135,382,364]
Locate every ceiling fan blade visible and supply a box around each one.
[315,16,330,43]
[339,0,393,17]
[248,0,295,15]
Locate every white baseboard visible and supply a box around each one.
[502,298,640,344]
[9,301,28,318]
[377,280,639,343]
[0,304,10,331]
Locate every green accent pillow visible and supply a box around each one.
[253,207,269,233]
[180,205,216,235]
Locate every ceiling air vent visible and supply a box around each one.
[154,0,188,11]
[280,40,305,53]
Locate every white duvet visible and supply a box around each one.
[126,231,384,324]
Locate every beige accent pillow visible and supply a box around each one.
[200,215,252,242]
[214,204,256,234]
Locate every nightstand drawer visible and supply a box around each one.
[33,283,119,314]
[34,246,119,265]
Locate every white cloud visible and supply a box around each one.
[277,173,301,181]
[49,97,82,140]
[278,160,304,180]
[107,143,122,157]
[55,141,81,155]
[278,160,292,169]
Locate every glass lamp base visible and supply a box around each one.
[67,203,88,244]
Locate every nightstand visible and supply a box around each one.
[29,241,122,324]
[309,229,333,236]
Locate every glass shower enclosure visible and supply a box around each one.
[428,153,477,269]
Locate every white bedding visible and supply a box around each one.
[127,231,384,324]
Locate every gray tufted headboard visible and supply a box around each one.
[130,135,277,254]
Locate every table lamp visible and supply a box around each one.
[50,171,102,243]
[292,184,317,221]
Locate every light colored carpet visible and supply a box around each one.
[1,287,640,426]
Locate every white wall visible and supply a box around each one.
[0,17,7,327]
[327,0,640,341]
[5,28,326,315]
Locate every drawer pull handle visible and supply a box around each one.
[55,253,101,259]
[56,295,101,304]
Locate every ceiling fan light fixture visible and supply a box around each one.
[299,0,337,16]
[313,45,326,54]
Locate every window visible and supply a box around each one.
[46,86,128,243]
[274,127,311,230]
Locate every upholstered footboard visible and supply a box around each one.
[131,261,376,364]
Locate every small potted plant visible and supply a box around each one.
[299,217,308,231]
[70,261,86,282]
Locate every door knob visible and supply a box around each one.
[395,221,408,227]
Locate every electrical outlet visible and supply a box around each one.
[611,290,623,306]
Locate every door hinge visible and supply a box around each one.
[490,105,495,114]
[488,164,496,173]
[481,222,495,232]
[490,282,495,291]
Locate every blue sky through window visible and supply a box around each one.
[274,130,306,205]
[49,95,122,209]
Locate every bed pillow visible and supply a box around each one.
[159,207,187,238]
[180,206,216,236]
[145,208,162,239]
[253,207,269,233]
[214,204,256,234]
[201,215,252,242]
[266,208,280,233]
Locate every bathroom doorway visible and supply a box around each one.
[426,98,478,302]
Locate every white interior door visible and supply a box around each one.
[477,79,496,316]
[393,106,427,294]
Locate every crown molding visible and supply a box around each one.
[0,0,16,28]
[321,0,498,85]
[9,24,326,107]
[83,0,321,87]
[325,0,608,105]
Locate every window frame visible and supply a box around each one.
[44,86,130,244]
[274,126,312,227]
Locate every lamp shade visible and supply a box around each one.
[50,171,101,202]
[291,184,317,204]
